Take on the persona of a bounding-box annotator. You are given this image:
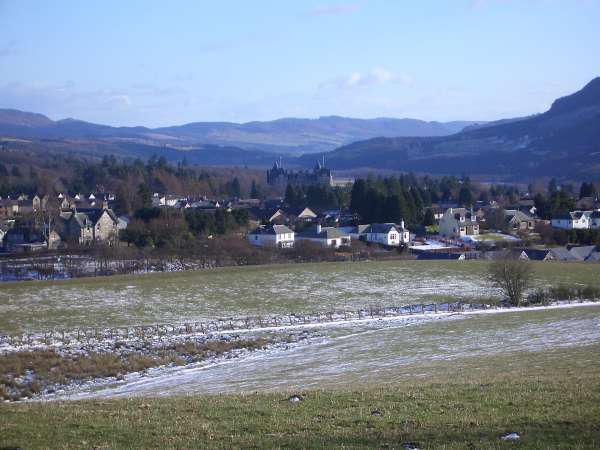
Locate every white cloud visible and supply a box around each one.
[323,67,412,89]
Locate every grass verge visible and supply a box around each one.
[0,338,269,401]
[1,344,599,449]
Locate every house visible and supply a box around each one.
[117,216,130,231]
[265,207,317,226]
[247,224,295,248]
[590,210,600,229]
[60,207,119,245]
[0,198,18,219]
[549,245,600,262]
[296,224,350,249]
[2,225,47,253]
[439,208,479,239]
[152,193,186,208]
[363,222,410,246]
[551,211,591,229]
[338,224,369,240]
[47,230,62,250]
[504,210,536,232]
[416,252,466,260]
[508,198,537,216]
[513,248,554,261]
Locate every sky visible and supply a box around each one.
[1,0,599,127]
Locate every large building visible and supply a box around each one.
[267,160,333,187]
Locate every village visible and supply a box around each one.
[1,162,599,269]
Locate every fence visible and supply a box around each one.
[0,301,498,349]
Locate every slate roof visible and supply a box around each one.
[297,226,349,240]
[505,210,533,222]
[549,247,580,261]
[568,245,598,260]
[364,223,403,234]
[68,208,118,227]
[249,224,293,236]
[417,252,464,260]
[518,248,553,260]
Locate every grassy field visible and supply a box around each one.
[2,344,599,449]
[1,260,599,333]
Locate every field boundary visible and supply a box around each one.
[1,302,479,349]
[2,299,598,351]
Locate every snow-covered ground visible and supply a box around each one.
[49,302,600,400]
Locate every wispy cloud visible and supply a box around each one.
[322,67,412,89]
[307,3,360,17]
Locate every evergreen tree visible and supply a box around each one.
[137,183,152,209]
[350,179,368,215]
[423,208,436,226]
[250,180,259,199]
[458,186,473,207]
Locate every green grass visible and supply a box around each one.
[1,260,599,334]
[1,344,599,449]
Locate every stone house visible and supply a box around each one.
[439,208,479,239]
[60,207,119,245]
[504,210,536,232]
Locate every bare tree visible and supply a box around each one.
[489,252,533,306]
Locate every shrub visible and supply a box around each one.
[526,288,551,306]
[549,284,577,301]
[577,285,600,300]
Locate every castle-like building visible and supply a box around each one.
[267,160,333,187]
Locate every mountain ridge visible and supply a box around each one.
[0,110,480,155]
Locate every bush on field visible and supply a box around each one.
[526,288,551,306]
[527,284,600,306]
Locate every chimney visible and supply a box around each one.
[400,220,405,229]
[316,223,322,234]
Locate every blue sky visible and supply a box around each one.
[1,0,599,126]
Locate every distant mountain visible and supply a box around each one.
[0,110,480,155]
[154,116,480,154]
[300,77,600,179]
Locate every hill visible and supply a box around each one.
[0,111,478,155]
[302,77,600,179]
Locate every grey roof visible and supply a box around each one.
[505,210,533,222]
[568,245,598,260]
[417,252,464,260]
[68,208,118,227]
[517,248,553,260]
[550,247,582,261]
[364,223,403,234]
[298,226,349,240]
[249,224,293,236]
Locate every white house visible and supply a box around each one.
[363,222,410,246]
[152,193,185,208]
[551,211,591,230]
[439,208,479,239]
[296,224,350,249]
[247,224,295,248]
